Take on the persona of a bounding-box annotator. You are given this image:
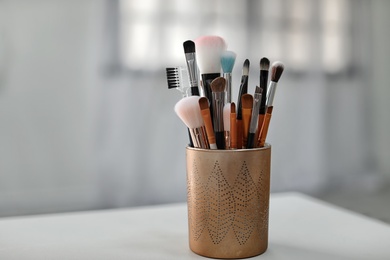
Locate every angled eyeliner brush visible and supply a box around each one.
[247,86,262,148]
[255,57,270,146]
[236,59,250,149]
[183,40,200,96]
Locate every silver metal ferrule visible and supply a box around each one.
[250,92,262,133]
[223,73,232,103]
[212,92,225,132]
[190,127,209,149]
[178,67,191,97]
[185,52,199,88]
[266,81,278,107]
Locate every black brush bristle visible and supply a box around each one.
[183,40,195,54]
[260,57,270,71]
[166,67,180,89]
[243,59,250,75]
[271,62,285,83]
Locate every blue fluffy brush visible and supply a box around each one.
[220,50,237,103]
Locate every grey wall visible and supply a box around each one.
[0,0,389,217]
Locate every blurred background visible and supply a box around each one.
[0,0,389,222]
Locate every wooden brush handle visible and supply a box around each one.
[255,114,266,148]
[242,109,251,148]
[200,109,216,147]
[230,115,237,149]
[259,107,273,147]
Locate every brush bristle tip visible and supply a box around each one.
[271,61,285,82]
[242,59,250,75]
[210,77,226,92]
[183,40,195,53]
[221,50,237,73]
[195,35,227,74]
[260,57,270,70]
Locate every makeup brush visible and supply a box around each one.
[166,67,191,97]
[183,40,200,96]
[247,86,262,148]
[255,57,270,146]
[223,103,231,149]
[258,61,285,147]
[230,102,237,149]
[241,94,253,149]
[195,36,227,116]
[236,59,250,149]
[221,50,236,103]
[174,96,209,149]
[199,97,218,149]
[210,77,226,149]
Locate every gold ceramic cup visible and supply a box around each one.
[186,145,271,259]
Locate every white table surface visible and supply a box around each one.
[0,192,389,260]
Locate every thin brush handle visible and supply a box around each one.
[212,91,225,149]
[200,108,217,149]
[190,127,209,149]
[247,93,261,148]
[259,70,268,114]
[236,75,248,149]
[187,129,194,147]
[215,132,225,149]
[242,107,252,149]
[259,106,273,147]
[255,114,266,147]
[236,119,243,149]
[230,112,237,149]
[247,133,256,149]
[236,75,248,120]
[224,131,230,149]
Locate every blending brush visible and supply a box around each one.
[221,50,237,103]
[230,102,237,149]
[255,57,270,145]
[210,77,226,149]
[247,86,262,148]
[174,96,209,149]
[199,97,218,149]
[241,94,253,149]
[223,103,231,149]
[183,40,200,96]
[236,59,250,148]
[258,61,285,147]
[166,67,191,97]
[195,35,227,116]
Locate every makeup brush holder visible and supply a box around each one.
[186,145,271,259]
